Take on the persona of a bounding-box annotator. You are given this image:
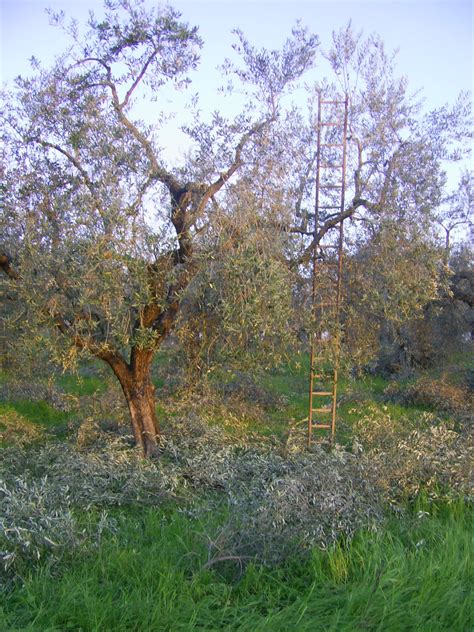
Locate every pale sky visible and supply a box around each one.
[1,0,473,169]
[2,0,472,100]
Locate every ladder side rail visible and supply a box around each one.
[308,95,323,448]
[330,95,349,441]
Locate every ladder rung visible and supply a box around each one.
[320,143,344,148]
[320,165,344,169]
[312,407,332,413]
[311,423,331,429]
[312,391,333,396]
[320,100,345,105]
[319,244,340,249]
[318,205,342,209]
[320,184,343,189]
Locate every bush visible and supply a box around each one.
[367,424,473,504]
[2,406,471,586]
[351,404,473,504]
[384,375,473,419]
[204,447,384,565]
[160,416,384,564]
[0,474,85,587]
[0,410,44,446]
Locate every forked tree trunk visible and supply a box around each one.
[107,352,159,457]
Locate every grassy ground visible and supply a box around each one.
[1,501,471,631]
[0,356,472,631]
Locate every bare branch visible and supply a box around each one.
[194,116,277,220]
[121,51,158,109]
[37,140,104,214]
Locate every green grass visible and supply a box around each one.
[56,374,106,396]
[0,370,107,443]
[259,357,454,446]
[1,501,471,631]
[1,354,472,630]
[0,401,69,429]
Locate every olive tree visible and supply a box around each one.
[436,170,473,258]
[0,0,318,456]
[269,25,472,367]
[174,19,472,376]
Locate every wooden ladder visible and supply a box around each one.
[308,94,349,447]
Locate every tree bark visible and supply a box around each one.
[106,351,160,458]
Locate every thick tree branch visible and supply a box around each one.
[194,116,277,220]
[103,66,181,194]
[290,197,371,268]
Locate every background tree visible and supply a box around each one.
[436,170,473,259]
[274,25,471,370]
[0,0,318,456]
[174,23,472,379]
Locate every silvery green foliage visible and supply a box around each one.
[159,413,472,562]
[436,170,473,253]
[2,409,470,584]
[0,0,319,372]
[0,475,79,586]
[0,420,381,583]
[202,447,383,563]
[160,416,384,562]
[360,423,473,504]
[0,441,176,587]
[0,1,204,368]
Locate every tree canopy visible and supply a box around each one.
[1,2,471,456]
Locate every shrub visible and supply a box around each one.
[0,475,84,588]
[365,424,473,504]
[0,410,44,446]
[160,416,384,564]
[384,375,473,421]
[204,447,384,565]
[2,406,471,586]
[351,405,473,503]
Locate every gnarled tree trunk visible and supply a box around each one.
[107,351,159,457]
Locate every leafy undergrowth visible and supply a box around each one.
[0,357,472,630]
[1,408,471,588]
